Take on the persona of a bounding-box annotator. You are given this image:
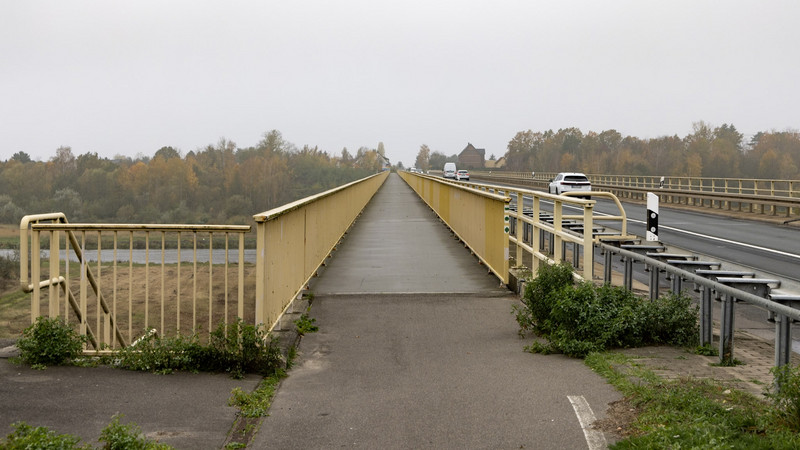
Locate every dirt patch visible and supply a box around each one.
[593,397,640,438]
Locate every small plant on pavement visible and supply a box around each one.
[98,414,172,449]
[16,316,88,369]
[0,422,89,449]
[294,313,318,336]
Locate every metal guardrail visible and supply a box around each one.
[399,171,510,284]
[471,171,800,217]
[599,242,800,367]
[20,213,251,350]
[253,171,389,331]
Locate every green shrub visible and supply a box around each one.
[17,317,88,368]
[98,414,172,449]
[205,319,283,378]
[515,262,574,334]
[113,320,283,378]
[114,332,205,374]
[516,263,699,357]
[0,422,89,449]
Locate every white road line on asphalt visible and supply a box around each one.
[568,395,607,450]
[550,199,800,262]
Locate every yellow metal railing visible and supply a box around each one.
[253,171,389,331]
[399,171,510,284]
[20,213,251,350]
[419,174,633,282]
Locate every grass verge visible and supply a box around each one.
[586,352,800,448]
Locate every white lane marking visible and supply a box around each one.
[568,395,607,450]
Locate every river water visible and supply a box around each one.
[0,248,257,264]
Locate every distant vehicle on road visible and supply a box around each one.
[443,162,457,179]
[456,170,470,181]
[548,172,591,198]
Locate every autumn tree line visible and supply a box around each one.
[414,122,800,180]
[0,130,386,225]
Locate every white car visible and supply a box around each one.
[548,172,591,198]
[456,170,470,181]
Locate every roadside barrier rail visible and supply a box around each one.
[253,171,388,331]
[470,171,800,217]
[599,242,800,368]
[20,213,251,350]
[399,171,510,284]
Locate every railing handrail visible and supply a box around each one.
[254,172,388,223]
[603,242,800,321]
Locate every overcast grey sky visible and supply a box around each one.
[2,1,799,167]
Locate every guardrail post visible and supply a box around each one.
[603,248,612,284]
[700,286,713,346]
[649,264,659,300]
[719,294,735,365]
[775,315,792,367]
[623,257,633,291]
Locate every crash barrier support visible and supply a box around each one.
[253,171,389,331]
[598,242,800,368]
[20,213,251,351]
[399,171,509,285]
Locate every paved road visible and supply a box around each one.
[253,174,622,449]
[0,354,260,449]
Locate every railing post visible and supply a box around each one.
[49,230,60,318]
[582,202,593,280]
[775,315,792,367]
[649,264,659,300]
[255,219,266,328]
[700,286,713,346]
[719,294,735,365]
[553,200,563,262]
[623,257,633,291]
[531,196,541,273]
[31,229,41,322]
[515,193,523,266]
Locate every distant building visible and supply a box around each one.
[458,143,485,169]
[484,156,506,169]
[379,153,391,171]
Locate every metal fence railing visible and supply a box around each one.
[20,172,390,351]
[20,213,251,351]
[399,171,510,284]
[253,171,389,331]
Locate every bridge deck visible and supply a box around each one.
[313,173,506,295]
[254,173,621,448]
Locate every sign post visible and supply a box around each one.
[646,192,659,241]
